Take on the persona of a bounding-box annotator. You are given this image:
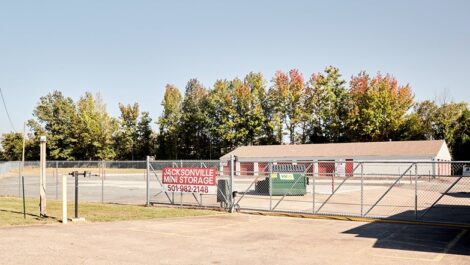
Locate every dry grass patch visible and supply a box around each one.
[0,197,219,227]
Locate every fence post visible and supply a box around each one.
[101,161,105,204]
[55,161,59,200]
[229,155,234,213]
[269,162,272,211]
[313,160,318,214]
[62,174,67,224]
[360,162,364,217]
[18,161,21,197]
[146,156,150,207]
[39,136,47,217]
[415,163,418,220]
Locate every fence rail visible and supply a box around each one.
[1,159,469,225]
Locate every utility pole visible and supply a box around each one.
[39,136,47,217]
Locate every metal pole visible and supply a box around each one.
[62,174,67,224]
[55,161,58,200]
[22,175,26,219]
[18,162,21,197]
[415,163,418,220]
[360,163,364,217]
[313,160,317,214]
[230,155,234,212]
[74,172,78,219]
[269,162,272,211]
[101,161,104,204]
[332,164,336,194]
[20,122,26,198]
[146,156,150,206]
[39,136,47,217]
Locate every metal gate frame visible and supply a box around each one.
[143,157,470,226]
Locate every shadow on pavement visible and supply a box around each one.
[419,205,470,224]
[343,205,470,256]
[445,192,470,198]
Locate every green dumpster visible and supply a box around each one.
[255,164,308,196]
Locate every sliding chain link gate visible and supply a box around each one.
[145,157,470,226]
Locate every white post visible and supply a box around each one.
[39,136,47,217]
[62,174,67,224]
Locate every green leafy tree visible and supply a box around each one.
[206,73,267,157]
[453,109,470,160]
[269,69,306,144]
[114,103,140,160]
[269,71,288,144]
[432,102,468,149]
[399,112,426,140]
[0,132,37,161]
[157,84,182,159]
[241,72,267,145]
[231,78,251,147]
[348,72,414,141]
[206,79,236,158]
[0,132,23,160]
[29,91,78,160]
[75,93,117,160]
[400,100,468,158]
[0,149,5,161]
[415,100,439,139]
[135,111,155,159]
[178,79,210,159]
[306,66,349,143]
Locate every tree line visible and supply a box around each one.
[0,92,154,161]
[1,66,469,161]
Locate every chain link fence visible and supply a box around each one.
[1,159,469,225]
[0,161,147,204]
[228,160,470,225]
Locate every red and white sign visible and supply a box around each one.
[162,167,217,194]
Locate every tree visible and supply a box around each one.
[135,111,155,159]
[0,149,5,161]
[399,113,427,140]
[432,102,467,149]
[306,66,349,143]
[157,84,182,159]
[269,69,306,144]
[348,72,414,141]
[453,109,470,160]
[114,103,140,160]
[241,72,267,145]
[0,132,23,160]
[400,100,468,158]
[206,79,236,158]
[75,93,117,160]
[29,91,78,160]
[178,79,210,159]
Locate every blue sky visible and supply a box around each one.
[0,0,469,134]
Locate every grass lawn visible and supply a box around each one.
[0,196,219,227]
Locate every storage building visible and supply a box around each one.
[220,140,452,177]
